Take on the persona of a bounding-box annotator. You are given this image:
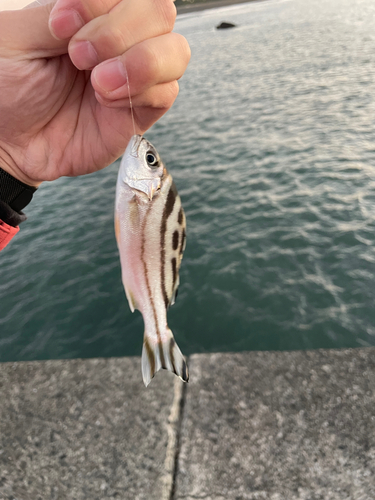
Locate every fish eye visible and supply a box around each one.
[146,151,159,168]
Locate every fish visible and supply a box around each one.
[115,135,189,387]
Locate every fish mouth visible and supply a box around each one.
[130,134,144,157]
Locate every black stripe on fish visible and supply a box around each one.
[172,230,179,251]
[171,257,177,289]
[144,337,155,377]
[178,207,184,225]
[169,337,176,373]
[181,358,189,383]
[165,182,177,219]
[160,183,178,309]
[159,342,166,369]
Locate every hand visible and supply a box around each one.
[0,0,190,186]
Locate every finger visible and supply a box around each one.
[132,81,179,134]
[68,0,176,70]
[49,0,179,41]
[91,33,190,100]
[49,0,120,40]
[96,81,179,136]
[0,3,69,56]
[95,80,179,111]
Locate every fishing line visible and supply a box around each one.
[124,63,137,137]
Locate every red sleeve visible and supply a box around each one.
[0,218,19,251]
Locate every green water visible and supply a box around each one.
[1,0,375,362]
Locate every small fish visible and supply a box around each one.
[115,135,189,387]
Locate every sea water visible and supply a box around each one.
[1,0,375,361]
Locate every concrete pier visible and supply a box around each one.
[0,348,374,499]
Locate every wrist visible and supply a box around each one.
[0,148,41,188]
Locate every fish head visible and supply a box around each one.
[119,135,164,200]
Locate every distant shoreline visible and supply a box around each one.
[176,0,266,15]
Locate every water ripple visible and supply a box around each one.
[1,0,375,361]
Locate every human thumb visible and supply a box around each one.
[0,2,69,57]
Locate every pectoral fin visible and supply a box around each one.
[125,286,137,313]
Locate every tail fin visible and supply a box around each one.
[142,329,189,387]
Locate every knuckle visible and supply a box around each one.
[176,34,191,66]
[110,25,130,50]
[99,23,131,56]
[151,81,179,109]
[168,80,180,100]
[155,0,177,31]
[160,81,179,108]
[142,43,162,81]
[79,0,113,19]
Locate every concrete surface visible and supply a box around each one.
[175,349,375,500]
[0,358,182,500]
[0,348,374,500]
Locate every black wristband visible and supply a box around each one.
[0,200,27,227]
[0,166,37,212]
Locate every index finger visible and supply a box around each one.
[68,0,176,70]
[49,0,120,40]
[49,0,176,41]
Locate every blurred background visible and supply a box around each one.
[1,0,375,362]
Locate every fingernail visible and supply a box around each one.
[49,9,84,40]
[93,59,128,92]
[69,40,99,70]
